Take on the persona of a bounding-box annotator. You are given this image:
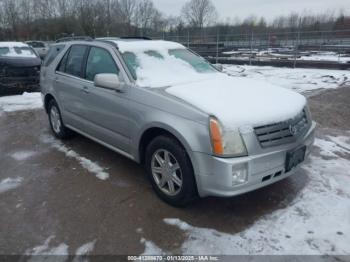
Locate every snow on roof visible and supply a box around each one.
[0,42,28,48]
[113,40,186,53]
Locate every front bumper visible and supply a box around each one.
[193,121,316,197]
[0,76,39,90]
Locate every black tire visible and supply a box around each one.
[48,99,72,139]
[145,135,198,207]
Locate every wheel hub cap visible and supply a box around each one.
[50,106,61,134]
[151,149,183,196]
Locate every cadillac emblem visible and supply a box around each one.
[289,124,298,136]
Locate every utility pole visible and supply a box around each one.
[293,30,300,69]
[216,28,219,64]
[249,31,254,66]
[187,29,190,48]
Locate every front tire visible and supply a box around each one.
[145,136,197,207]
[48,99,72,139]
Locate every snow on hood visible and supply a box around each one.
[166,74,307,129]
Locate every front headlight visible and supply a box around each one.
[209,117,248,157]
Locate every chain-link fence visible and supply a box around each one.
[152,29,350,69]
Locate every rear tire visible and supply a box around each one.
[48,99,72,139]
[145,135,197,207]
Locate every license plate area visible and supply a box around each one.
[285,146,306,172]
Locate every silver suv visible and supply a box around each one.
[40,38,316,206]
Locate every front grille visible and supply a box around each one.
[5,66,40,77]
[254,110,309,148]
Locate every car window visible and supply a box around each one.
[44,45,65,67]
[168,49,215,73]
[64,45,88,78]
[85,47,119,82]
[57,48,70,72]
[28,42,45,48]
[0,47,10,56]
[121,51,138,80]
[144,50,163,59]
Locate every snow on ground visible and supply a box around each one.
[0,177,23,194]
[25,236,96,261]
[141,134,350,255]
[223,65,350,94]
[10,150,37,161]
[75,240,96,256]
[141,238,166,255]
[41,135,109,181]
[298,53,350,64]
[0,92,42,112]
[26,236,68,258]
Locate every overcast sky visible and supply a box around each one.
[152,0,348,22]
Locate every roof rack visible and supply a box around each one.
[55,36,93,43]
[95,36,152,49]
[119,36,152,40]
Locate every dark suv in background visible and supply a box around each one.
[0,42,41,95]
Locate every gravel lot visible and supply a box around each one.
[0,67,349,258]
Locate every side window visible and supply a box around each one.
[65,45,88,78]
[85,47,119,82]
[57,48,69,72]
[44,45,65,67]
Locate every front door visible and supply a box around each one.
[79,46,133,154]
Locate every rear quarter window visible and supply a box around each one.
[43,45,65,67]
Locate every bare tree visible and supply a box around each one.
[116,0,137,34]
[0,0,21,39]
[181,0,217,29]
[0,0,348,41]
[19,0,33,39]
[135,0,157,35]
[75,0,100,36]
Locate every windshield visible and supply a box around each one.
[0,46,37,58]
[121,48,218,87]
[0,47,10,56]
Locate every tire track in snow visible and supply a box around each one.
[41,134,109,181]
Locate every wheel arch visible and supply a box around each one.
[137,124,201,195]
[138,125,192,165]
[43,93,56,113]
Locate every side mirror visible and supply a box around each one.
[213,64,223,72]
[94,73,123,91]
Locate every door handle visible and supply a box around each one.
[81,86,90,94]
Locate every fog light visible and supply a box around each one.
[232,163,248,186]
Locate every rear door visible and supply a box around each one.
[54,44,89,129]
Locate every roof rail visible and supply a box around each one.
[119,36,152,40]
[55,36,93,43]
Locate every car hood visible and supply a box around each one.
[165,73,306,130]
